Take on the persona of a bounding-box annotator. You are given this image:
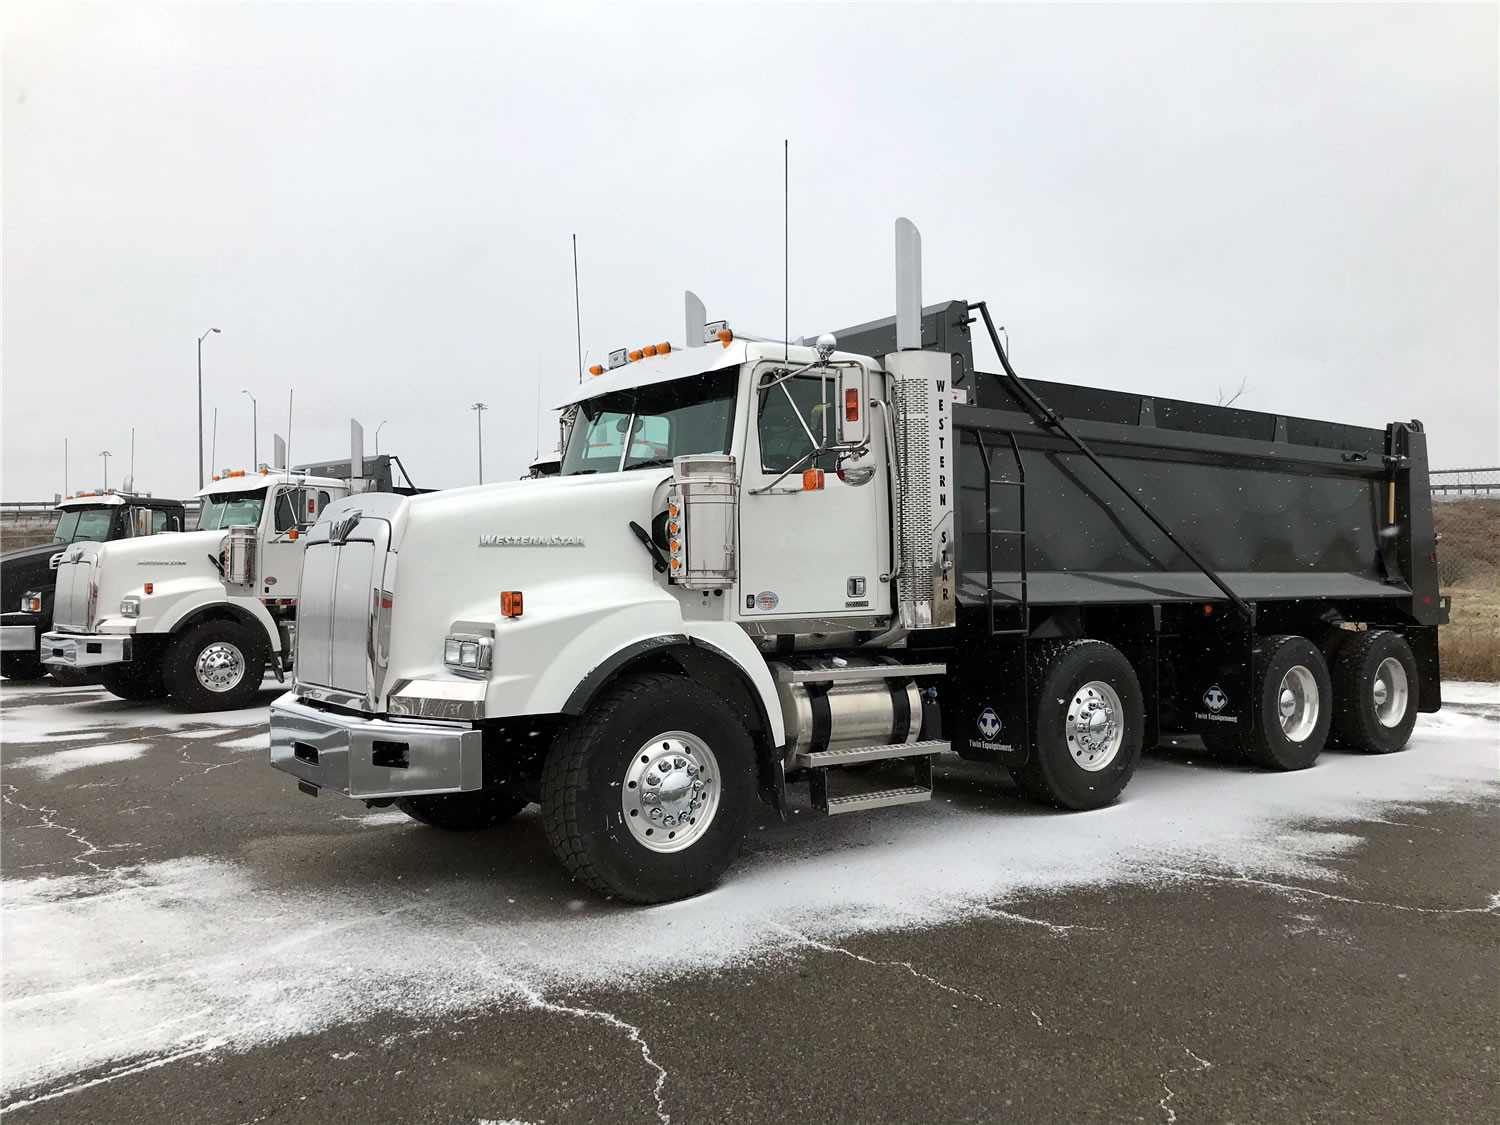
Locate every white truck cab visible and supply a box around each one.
[43,466,353,709]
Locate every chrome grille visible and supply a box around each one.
[294,519,389,699]
[50,553,93,631]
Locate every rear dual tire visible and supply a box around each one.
[1204,635,1332,770]
[1331,630,1419,754]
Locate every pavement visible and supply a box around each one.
[1,677,1496,1124]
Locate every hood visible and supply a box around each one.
[82,529,229,622]
[1,540,67,608]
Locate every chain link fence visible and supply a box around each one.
[1433,487,1499,681]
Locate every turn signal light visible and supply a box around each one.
[845,388,860,422]
[501,590,524,617]
[668,503,678,517]
[288,529,299,540]
[589,364,604,376]
[143,583,153,595]
[717,328,733,347]
[802,468,825,491]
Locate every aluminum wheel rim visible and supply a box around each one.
[622,731,721,853]
[1372,657,1409,728]
[1067,680,1124,772]
[195,641,246,693]
[1277,665,1320,742]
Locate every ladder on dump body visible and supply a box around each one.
[777,661,950,816]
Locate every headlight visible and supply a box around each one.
[120,596,141,618]
[443,632,492,676]
[20,592,42,613]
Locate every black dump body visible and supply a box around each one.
[834,300,1446,742]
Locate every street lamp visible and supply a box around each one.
[197,328,221,488]
[470,403,488,484]
[241,390,258,469]
[99,450,112,492]
[375,420,388,455]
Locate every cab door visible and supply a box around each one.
[735,362,890,625]
[256,486,335,602]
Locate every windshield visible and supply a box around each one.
[561,370,737,476]
[53,507,115,543]
[198,489,267,530]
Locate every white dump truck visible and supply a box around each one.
[43,433,420,710]
[269,220,1445,903]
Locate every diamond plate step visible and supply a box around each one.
[793,739,949,770]
[823,786,933,815]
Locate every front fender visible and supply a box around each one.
[154,590,282,655]
[484,602,784,746]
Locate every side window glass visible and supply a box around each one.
[757,376,837,473]
[151,510,168,534]
[313,491,332,525]
[274,489,300,533]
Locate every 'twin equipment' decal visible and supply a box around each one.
[1195,684,1237,724]
[966,706,1015,754]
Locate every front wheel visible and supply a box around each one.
[1013,639,1145,811]
[99,661,168,702]
[1,651,47,681]
[162,620,267,712]
[395,790,529,830]
[541,672,756,903]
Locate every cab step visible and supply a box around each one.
[793,738,949,770]
[807,745,938,815]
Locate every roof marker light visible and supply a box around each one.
[629,349,644,362]
[589,364,604,376]
[657,341,671,354]
[717,328,733,348]
[642,344,658,357]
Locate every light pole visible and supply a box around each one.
[375,420,388,455]
[241,390,258,469]
[99,450,112,492]
[470,403,488,484]
[197,328,220,488]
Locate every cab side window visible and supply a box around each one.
[757,375,838,474]
[274,489,300,533]
[151,510,169,534]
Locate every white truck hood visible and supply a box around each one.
[53,530,228,632]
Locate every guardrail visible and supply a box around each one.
[1431,467,1500,497]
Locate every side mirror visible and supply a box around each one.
[836,366,868,448]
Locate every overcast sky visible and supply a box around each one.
[3,2,1496,500]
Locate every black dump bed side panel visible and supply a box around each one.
[953,385,1441,625]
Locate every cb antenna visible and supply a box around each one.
[573,233,584,384]
[784,138,789,362]
[534,355,543,460]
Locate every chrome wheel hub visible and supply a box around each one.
[195,641,246,693]
[1372,657,1409,728]
[1067,680,1124,772]
[622,731,720,853]
[1276,665,1319,742]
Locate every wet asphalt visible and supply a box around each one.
[1,679,1496,1125]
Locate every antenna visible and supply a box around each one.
[573,233,584,384]
[286,390,294,474]
[130,428,135,492]
[64,437,68,496]
[784,138,789,362]
[210,409,218,479]
[534,355,543,460]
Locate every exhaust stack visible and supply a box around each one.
[895,218,922,351]
[685,290,707,348]
[273,434,287,470]
[350,420,365,488]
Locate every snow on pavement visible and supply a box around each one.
[1,688,1496,1103]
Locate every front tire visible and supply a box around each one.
[395,790,529,830]
[1014,640,1144,811]
[1,651,47,681]
[162,620,267,711]
[1331,630,1419,754]
[541,672,756,903]
[99,661,168,702]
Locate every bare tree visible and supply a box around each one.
[1218,377,1249,407]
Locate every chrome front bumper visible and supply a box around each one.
[40,631,131,668]
[269,691,484,799]
[1,623,37,652]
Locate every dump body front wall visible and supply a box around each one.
[953,402,1422,613]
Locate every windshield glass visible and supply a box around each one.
[198,489,267,530]
[561,370,737,476]
[53,508,115,543]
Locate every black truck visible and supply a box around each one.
[1,492,187,682]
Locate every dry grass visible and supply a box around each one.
[1435,500,1500,681]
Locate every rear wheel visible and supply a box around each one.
[542,672,756,903]
[1209,635,1332,770]
[163,620,267,711]
[1,651,47,681]
[1331,630,1419,754]
[99,661,168,702]
[395,790,529,830]
[1014,640,1144,810]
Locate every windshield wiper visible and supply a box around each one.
[623,458,676,471]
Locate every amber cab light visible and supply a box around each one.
[589,364,604,376]
[143,583,154,595]
[717,328,733,348]
[802,468,825,491]
[642,344,658,357]
[845,388,861,422]
[657,341,671,354]
[629,349,644,362]
[501,590,524,618]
